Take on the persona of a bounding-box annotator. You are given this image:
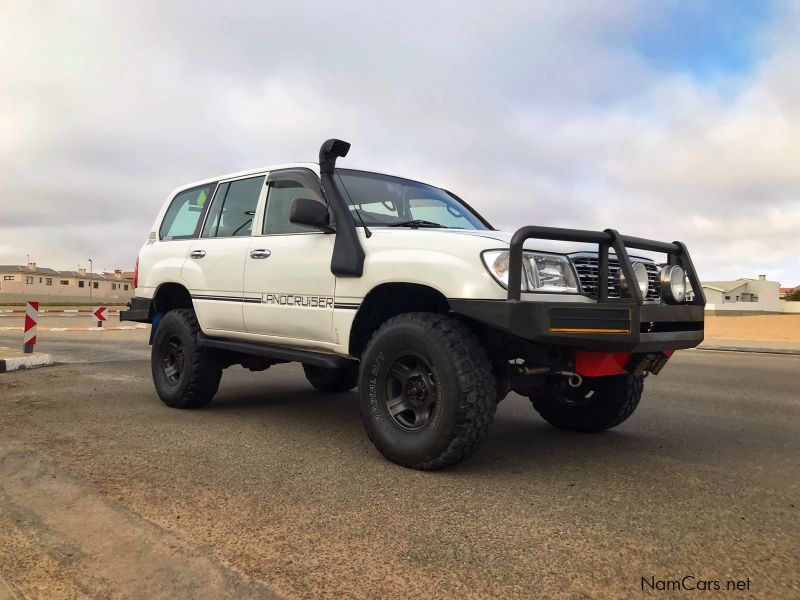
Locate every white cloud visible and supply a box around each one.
[0,1,798,284]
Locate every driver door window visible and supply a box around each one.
[263,179,326,234]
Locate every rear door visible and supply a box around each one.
[243,168,337,346]
[182,174,266,334]
[151,181,217,307]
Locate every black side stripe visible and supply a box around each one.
[192,295,261,304]
[334,303,360,310]
[192,295,360,309]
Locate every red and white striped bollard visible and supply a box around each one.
[23,301,39,353]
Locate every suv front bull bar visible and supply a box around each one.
[507,226,705,305]
[449,226,705,353]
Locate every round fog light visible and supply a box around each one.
[660,265,686,303]
[621,262,649,298]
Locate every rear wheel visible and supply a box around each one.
[303,362,359,393]
[529,374,643,432]
[151,309,222,408]
[359,312,497,470]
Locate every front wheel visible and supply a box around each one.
[529,374,643,432]
[151,309,222,409]
[359,313,497,470]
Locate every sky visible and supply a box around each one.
[0,0,798,284]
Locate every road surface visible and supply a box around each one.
[0,320,797,598]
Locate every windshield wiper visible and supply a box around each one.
[389,219,447,228]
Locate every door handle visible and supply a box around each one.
[189,250,206,259]
[250,249,271,259]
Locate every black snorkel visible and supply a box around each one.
[319,139,366,277]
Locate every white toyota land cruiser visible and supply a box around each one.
[123,139,705,470]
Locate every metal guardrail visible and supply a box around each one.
[507,226,705,306]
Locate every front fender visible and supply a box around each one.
[335,245,506,301]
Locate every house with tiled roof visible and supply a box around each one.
[780,284,800,298]
[0,262,133,304]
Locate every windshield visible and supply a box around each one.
[334,169,489,230]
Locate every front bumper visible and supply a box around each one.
[449,299,704,353]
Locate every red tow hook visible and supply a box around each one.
[575,350,674,377]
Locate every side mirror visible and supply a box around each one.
[289,198,334,232]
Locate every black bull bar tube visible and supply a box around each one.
[506,226,706,306]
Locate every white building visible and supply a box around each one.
[0,262,134,304]
[690,275,782,313]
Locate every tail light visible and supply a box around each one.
[133,257,139,289]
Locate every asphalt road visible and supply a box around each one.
[0,321,797,599]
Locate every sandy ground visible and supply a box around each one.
[704,314,800,342]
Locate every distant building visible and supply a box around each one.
[688,275,781,313]
[0,262,133,304]
[780,284,800,298]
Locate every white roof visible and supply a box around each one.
[701,279,750,293]
[170,162,320,197]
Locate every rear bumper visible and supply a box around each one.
[120,297,152,323]
[449,299,704,353]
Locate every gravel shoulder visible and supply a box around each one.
[704,314,800,343]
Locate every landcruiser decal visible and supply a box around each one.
[264,294,335,308]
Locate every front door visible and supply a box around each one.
[243,169,337,346]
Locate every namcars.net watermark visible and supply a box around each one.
[642,576,752,592]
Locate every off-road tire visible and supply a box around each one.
[303,363,359,393]
[151,309,222,409]
[530,374,643,432]
[359,312,497,470]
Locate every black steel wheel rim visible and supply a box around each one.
[163,336,185,385]
[384,352,438,431]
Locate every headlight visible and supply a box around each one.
[482,251,578,293]
[620,261,649,297]
[660,265,686,303]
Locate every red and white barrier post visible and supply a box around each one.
[23,301,39,353]
[93,306,108,328]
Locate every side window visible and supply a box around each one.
[202,176,264,238]
[263,178,324,235]
[160,184,215,240]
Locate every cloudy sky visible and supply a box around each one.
[1,1,798,283]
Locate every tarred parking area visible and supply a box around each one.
[0,325,798,599]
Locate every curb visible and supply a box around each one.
[0,310,121,317]
[0,325,147,332]
[0,353,54,373]
[695,346,800,356]
[0,309,122,313]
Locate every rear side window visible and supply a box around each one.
[160,184,216,240]
[202,175,265,237]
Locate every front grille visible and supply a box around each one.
[571,255,661,302]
